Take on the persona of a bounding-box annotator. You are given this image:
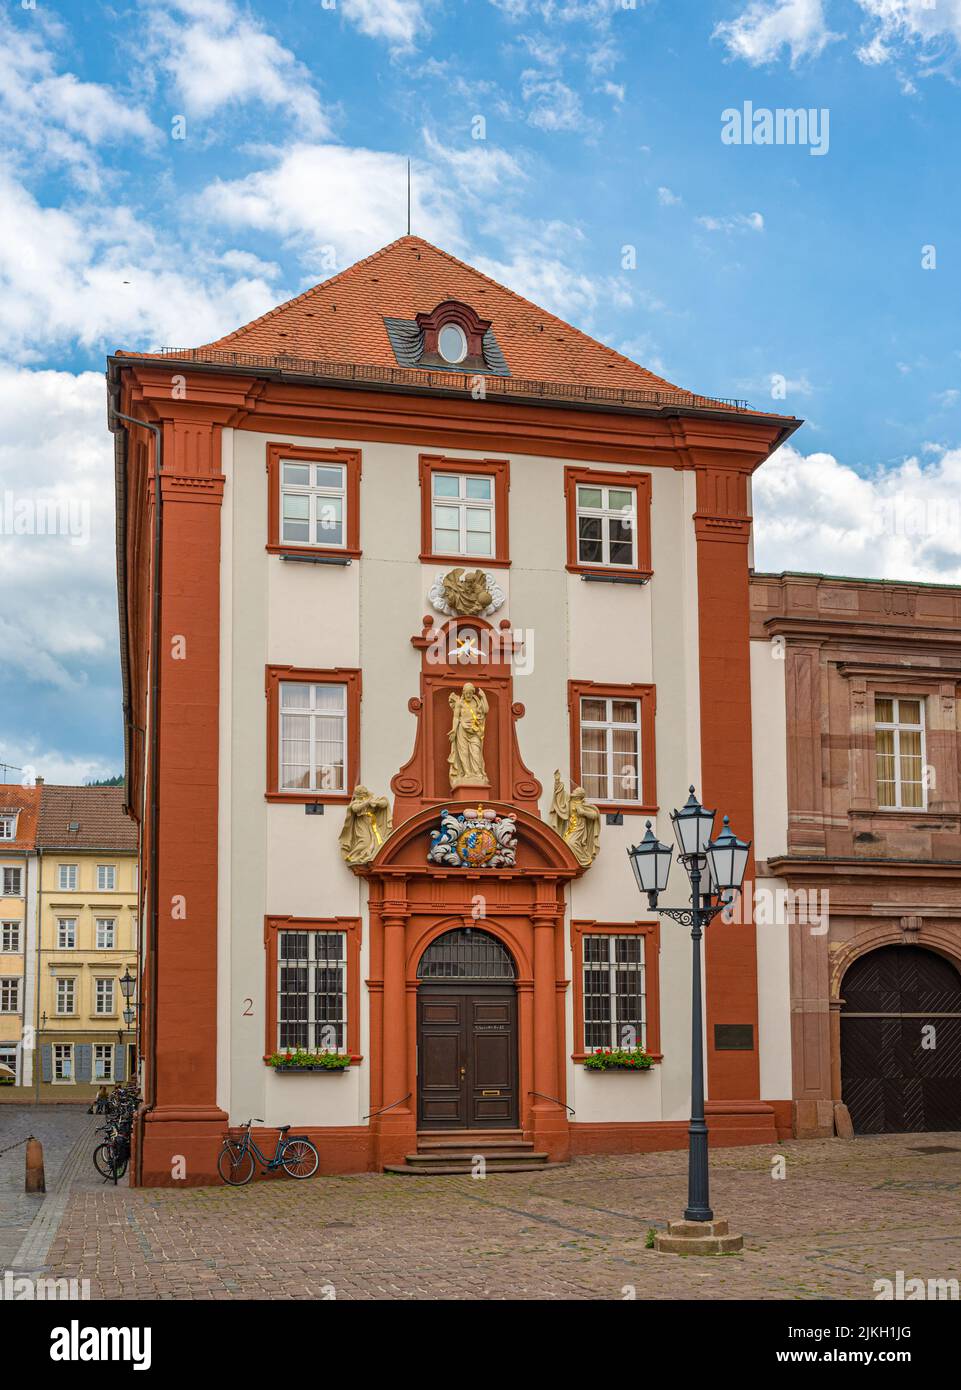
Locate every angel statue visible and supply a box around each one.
[338,786,393,865]
[447,683,490,789]
[549,769,601,868]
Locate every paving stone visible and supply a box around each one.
[33,1132,961,1300]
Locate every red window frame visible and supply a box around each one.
[570,919,661,1062]
[266,442,362,558]
[564,465,652,579]
[265,665,362,804]
[568,679,657,814]
[263,915,362,1062]
[418,453,510,568]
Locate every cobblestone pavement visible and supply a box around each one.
[0,1104,107,1271]
[43,1133,961,1300]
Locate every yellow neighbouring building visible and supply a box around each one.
[34,783,140,1101]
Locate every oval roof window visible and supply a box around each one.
[438,323,468,364]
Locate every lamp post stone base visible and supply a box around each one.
[654,1218,743,1256]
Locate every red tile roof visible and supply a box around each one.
[133,236,688,394]
[0,785,41,851]
[35,784,138,852]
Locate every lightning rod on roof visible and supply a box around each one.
[407,159,411,236]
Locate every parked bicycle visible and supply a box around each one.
[217,1119,319,1185]
[91,1083,140,1184]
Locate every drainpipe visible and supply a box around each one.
[109,408,162,1188]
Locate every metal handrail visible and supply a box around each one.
[150,346,751,413]
[363,1092,412,1120]
[529,1091,575,1116]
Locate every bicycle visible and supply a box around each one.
[217,1119,319,1186]
[93,1123,130,1183]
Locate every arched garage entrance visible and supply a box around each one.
[416,928,518,1129]
[840,945,961,1134]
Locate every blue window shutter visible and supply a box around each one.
[41,1045,52,1082]
[114,1044,125,1081]
[75,1044,92,1082]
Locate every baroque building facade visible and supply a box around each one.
[108,235,959,1186]
[750,572,961,1140]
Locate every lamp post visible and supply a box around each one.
[627,787,750,1243]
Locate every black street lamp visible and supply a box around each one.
[119,967,136,1003]
[627,787,750,1224]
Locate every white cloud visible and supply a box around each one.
[422,130,526,193]
[0,741,122,787]
[341,0,432,48]
[142,0,330,135]
[753,442,961,581]
[0,13,158,189]
[520,70,588,130]
[0,171,280,359]
[697,211,765,232]
[855,0,961,63]
[0,369,115,692]
[199,142,464,275]
[714,0,841,67]
[658,186,682,206]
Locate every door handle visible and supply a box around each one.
[459,1066,466,1077]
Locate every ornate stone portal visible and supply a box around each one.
[429,567,505,618]
[549,769,601,868]
[338,786,393,865]
[427,805,518,868]
[447,682,490,790]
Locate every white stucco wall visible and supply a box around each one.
[217,427,711,1131]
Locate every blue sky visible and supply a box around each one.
[1,0,960,781]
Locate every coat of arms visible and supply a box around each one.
[427,806,518,868]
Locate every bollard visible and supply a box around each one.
[25,1136,45,1194]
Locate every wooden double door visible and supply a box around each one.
[417,984,518,1128]
[841,945,961,1134]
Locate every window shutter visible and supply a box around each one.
[41,1044,52,1083]
[114,1044,125,1081]
[75,1044,92,1082]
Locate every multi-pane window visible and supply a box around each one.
[53,1044,73,1082]
[56,978,76,1015]
[575,483,636,568]
[94,1044,114,1082]
[875,697,925,810]
[58,864,78,891]
[57,918,77,950]
[0,978,21,1013]
[431,472,494,558]
[279,682,347,793]
[95,978,115,1015]
[96,918,116,950]
[0,814,16,840]
[579,696,642,803]
[1,921,20,952]
[97,864,116,891]
[277,930,346,1052]
[280,459,346,548]
[2,867,23,897]
[582,935,646,1051]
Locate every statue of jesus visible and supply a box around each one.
[447,683,490,789]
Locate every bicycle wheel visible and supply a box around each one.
[281,1139,319,1179]
[218,1143,255,1186]
[93,1143,113,1178]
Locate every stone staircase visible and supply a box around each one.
[384,1130,563,1176]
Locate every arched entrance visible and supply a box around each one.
[840,945,961,1134]
[416,928,518,1129]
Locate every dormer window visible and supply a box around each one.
[438,323,468,364]
[383,299,510,376]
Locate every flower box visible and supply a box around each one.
[267,1050,351,1072]
[583,1048,654,1072]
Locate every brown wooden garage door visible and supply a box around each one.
[841,945,961,1134]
